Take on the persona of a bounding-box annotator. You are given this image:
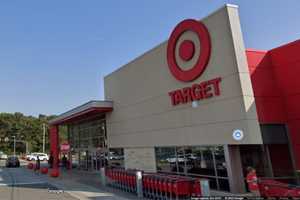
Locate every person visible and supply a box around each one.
[62,155,67,169]
[246,166,260,196]
[48,153,54,168]
[35,156,41,173]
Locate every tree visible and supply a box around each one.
[0,112,66,154]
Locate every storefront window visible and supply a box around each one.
[80,139,89,148]
[79,150,88,170]
[176,147,185,173]
[186,146,215,176]
[155,145,230,191]
[155,147,177,173]
[71,151,79,168]
[218,178,230,191]
[109,148,124,168]
[213,146,228,177]
[68,117,107,150]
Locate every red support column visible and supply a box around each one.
[50,125,60,177]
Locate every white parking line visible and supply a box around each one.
[14,181,46,186]
[0,181,46,186]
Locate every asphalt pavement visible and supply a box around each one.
[0,160,78,200]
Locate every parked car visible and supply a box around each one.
[26,153,49,161]
[108,152,124,160]
[0,151,8,160]
[166,155,187,163]
[6,156,20,168]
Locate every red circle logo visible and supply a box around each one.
[167,19,211,82]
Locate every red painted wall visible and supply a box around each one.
[246,40,300,169]
[246,49,287,123]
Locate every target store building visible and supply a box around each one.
[49,4,300,193]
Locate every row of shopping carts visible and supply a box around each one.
[142,173,202,199]
[106,168,138,193]
[105,168,204,199]
[259,179,300,197]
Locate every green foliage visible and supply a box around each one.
[0,112,66,155]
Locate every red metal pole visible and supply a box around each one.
[50,125,60,177]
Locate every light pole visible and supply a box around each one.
[12,136,16,156]
[25,141,28,154]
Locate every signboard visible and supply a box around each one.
[166,19,222,106]
[60,142,70,152]
[232,129,244,141]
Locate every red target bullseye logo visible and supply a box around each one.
[167,19,211,82]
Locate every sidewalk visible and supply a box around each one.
[33,167,253,199]
[45,169,140,200]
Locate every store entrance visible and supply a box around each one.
[78,149,108,171]
[68,116,109,171]
[240,124,297,185]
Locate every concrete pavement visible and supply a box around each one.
[45,169,139,200]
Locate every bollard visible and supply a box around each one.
[40,167,48,174]
[100,167,106,186]
[50,168,60,178]
[136,171,143,198]
[200,179,210,196]
[27,163,34,169]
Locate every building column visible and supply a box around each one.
[50,125,59,169]
[224,145,246,193]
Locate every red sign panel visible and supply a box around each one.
[168,77,222,106]
[60,143,70,152]
[167,19,211,82]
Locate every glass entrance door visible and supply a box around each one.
[79,150,88,170]
[91,149,108,171]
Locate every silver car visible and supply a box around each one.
[0,151,8,160]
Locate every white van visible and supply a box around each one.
[0,151,8,160]
[26,153,49,161]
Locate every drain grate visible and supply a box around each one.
[47,184,64,194]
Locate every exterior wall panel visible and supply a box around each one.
[269,40,300,169]
[105,5,262,149]
[247,40,300,169]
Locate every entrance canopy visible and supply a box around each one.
[48,100,113,175]
[49,100,113,126]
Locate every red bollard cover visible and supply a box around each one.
[40,167,48,174]
[50,169,60,177]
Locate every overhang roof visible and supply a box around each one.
[49,100,113,125]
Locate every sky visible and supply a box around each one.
[0,0,299,117]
